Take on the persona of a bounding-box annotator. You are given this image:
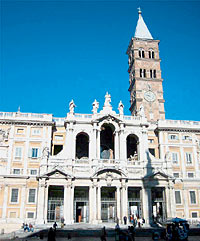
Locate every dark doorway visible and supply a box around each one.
[100,124,115,159]
[76,133,89,159]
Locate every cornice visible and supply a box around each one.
[0,119,54,126]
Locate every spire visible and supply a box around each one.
[134,8,153,40]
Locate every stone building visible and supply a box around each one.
[0,10,200,232]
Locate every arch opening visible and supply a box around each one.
[127,134,139,159]
[75,133,89,159]
[100,124,115,159]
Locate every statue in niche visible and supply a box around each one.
[118,101,124,115]
[69,100,76,114]
[104,92,111,107]
[42,147,49,159]
[92,99,99,114]
[138,104,145,118]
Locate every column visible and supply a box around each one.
[121,185,128,221]
[70,185,74,223]
[180,147,186,179]
[36,181,45,224]
[142,187,151,225]
[119,133,126,159]
[114,131,119,159]
[158,131,164,159]
[44,184,49,223]
[24,126,30,175]
[116,186,121,222]
[97,186,101,222]
[2,185,8,219]
[183,187,189,219]
[64,184,71,224]
[91,124,97,159]
[20,185,26,220]
[165,186,171,219]
[89,185,97,223]
[169,186,176,217]
[97,129,100,159]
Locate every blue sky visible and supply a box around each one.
[1,0,200,120]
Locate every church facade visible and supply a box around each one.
[0,10,200,232]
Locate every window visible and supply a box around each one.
[189,191,196,204]
[30,169,37,176]
[175,190,181,204]
[148,139,154,144]
[150,69,153,78]
[13,169,20,175]
[29,148,41,158]
[172,152,179,164]
[149,148,155,156]
[16,128,24,134]
[187,172,194,178]
[15,147,22,158]
[140,69,146,78]
[192,212,198,218]
[28,189,36,203]
[186,153,192,165]
[32,128,41,135]
[183,135,192,141]
[139,49,145,58]
[168,134,178,140]
[27,212,34,219]
[11,189,19,203]
[153,70,156,78]
[149,50,155,59]
[55,135,63,141]
[173,173,180,178]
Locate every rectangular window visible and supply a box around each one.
[189,191,196,204]
[150,69,153,78]
[168,134,178,140]
[27,212,34,219]
[149,148,155,156]
[11,189,19,203]
[30,169,37,176]
[173,173,180,178]
[28,189,36,203]
[148,139,154,144]
[175,191,181,204]
[188,172,194,178]
[192,212,198,218]
[186,153,192,165]
[55,135,63,141]
[172,152,179,164]
[13,169,20,175]
[153,70,156,78]
[183,135,192,141]
[32,128,41,135]
[15,147,22,158]
[16,128,24,134]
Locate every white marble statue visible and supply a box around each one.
[92,99,99,114]
[118,101,124,115]
[69,100,76,114]
[139,104,145,118]
[104,92,111,107]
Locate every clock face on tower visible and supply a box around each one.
[144,91,156,102]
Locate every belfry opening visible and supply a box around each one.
[100,124,115,159]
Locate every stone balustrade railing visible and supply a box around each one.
[158,119,200,129]
[0,112,52,121]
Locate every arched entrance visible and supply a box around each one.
[75,132,89,159]
[100,124,115,159]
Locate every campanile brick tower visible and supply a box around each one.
[127,9,165,121]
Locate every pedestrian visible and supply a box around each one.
[61,217,65,228]
[53,222,57,231]
[47,227,56,241]
[123,216,127,225]
[29,223,34,232]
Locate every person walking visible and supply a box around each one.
[47,227,56,241]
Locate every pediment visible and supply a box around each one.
[92,167,127,178]
[143,171,172,180]
[95,114,122,124]
[40,168,72,179]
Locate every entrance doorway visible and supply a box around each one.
[128,187,142,221]
[101,187,117,222]
[152,188,166,222]
[74,187,89,223]
[47,186,64,222]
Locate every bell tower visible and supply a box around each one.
[127,9,165,121]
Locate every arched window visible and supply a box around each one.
[139,49,145,58]
[100,124,115,159]
[149,49,155,59]
[75,133,89,159]
[126,134,139,159]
